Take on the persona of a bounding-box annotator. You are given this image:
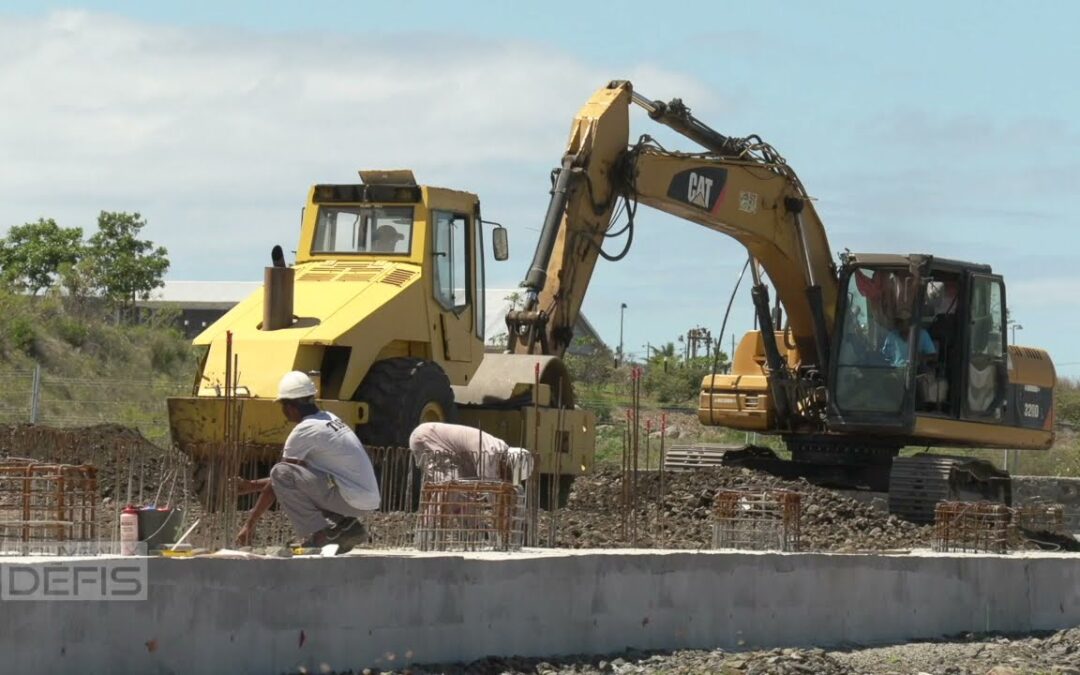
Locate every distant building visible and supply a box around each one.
[143,283,609,354]
[141,281,261,338]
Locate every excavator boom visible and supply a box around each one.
[510,81,836,377]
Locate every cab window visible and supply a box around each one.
[965,276,1005,417]
[312,206,413,255]
[833,267,914,414]
[433,211,470,312]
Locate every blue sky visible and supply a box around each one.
[2,2,1079,371]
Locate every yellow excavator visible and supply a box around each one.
[167,171,594,506]
[507,81,1055,521]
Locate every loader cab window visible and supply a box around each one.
[312,206,413,255]
[433,211,470,312]
[833,267,916,415]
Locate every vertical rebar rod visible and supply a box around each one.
[528,361,541,547]
[659,412,666,548]
[631,367,640,546]
[621,408,630,542]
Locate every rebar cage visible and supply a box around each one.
[932,501,1011,554]
[0,460,99,546]
[712,488,802,552]
[1012,503,1066,536]
[413,479,526,552]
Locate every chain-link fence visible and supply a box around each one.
[0,366,186,446]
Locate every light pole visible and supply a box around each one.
[618,302,627,367]
[1010,323,1023,345]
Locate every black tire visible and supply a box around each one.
[354,358,457,448]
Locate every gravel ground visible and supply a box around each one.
[331,628,1080,674]
[548,465,931,552]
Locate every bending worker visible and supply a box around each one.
[409,422,533,484]
[234,371,380,553]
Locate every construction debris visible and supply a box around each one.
[549,466,930,552]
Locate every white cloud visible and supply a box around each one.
[0,10,717,277]
[1009,277,1080,310]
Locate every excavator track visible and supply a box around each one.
[888,455,1011,524]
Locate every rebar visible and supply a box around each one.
[712,488,801,552]
[658,412,667,548]
[1011,502,1067,549]
[367,445,416,512]
[932,501,1011,554]
[413,480,525,552]
[0,461,99,548]
[1012,503,1065,535]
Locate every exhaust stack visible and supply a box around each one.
[262,245,294,330]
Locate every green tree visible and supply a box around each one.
[644,353,729,404]
[564,336,615,386]
[647,341,679,372]
[84,211,169,312]
[0,218,84,295]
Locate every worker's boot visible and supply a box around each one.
[300,517,367,554]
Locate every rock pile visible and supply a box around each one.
[550,465,931,552]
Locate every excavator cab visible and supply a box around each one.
[828,254,1050,449]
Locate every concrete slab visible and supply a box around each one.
[2,548,1080,674]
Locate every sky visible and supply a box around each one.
[1,2,1079,370]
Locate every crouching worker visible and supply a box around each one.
[234,371,380,553]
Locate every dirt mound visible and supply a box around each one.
[0,423,180,503]
[551,466,931,552]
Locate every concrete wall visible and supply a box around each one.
[1014,476,1080,532]
[3,549,1080,674]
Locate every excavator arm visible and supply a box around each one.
[508,81,838,383]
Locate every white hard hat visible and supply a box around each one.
[276,371,317,401]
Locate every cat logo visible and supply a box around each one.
[687,172,714,209]
[666,167,727,212]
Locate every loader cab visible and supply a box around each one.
[297,170,507,381]
[829,255,1007,433]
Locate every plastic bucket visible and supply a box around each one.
[137,508,184,550]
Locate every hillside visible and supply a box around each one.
[0,288,196,445]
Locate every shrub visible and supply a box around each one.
[54,316,90,348]
[5,317,36,355]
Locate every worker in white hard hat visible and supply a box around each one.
[409,422,534,485]
[233,371,380,553]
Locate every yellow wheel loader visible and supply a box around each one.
[167,170,594,507]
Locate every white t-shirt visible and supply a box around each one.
[283,410,380,511]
